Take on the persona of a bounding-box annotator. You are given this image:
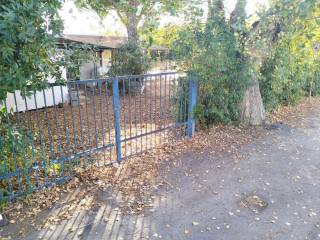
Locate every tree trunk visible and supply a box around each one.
[126,13,139,44]
[239,75,266,125]
[229,0,265,126]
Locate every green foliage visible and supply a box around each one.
[76,0,182,43]
[143,24,184,48]
[142,24,186,61]
[0,0,63,101]
[257,1,320,110]
[0,0,66,199]
[259,46,306,110]
[62,43,100,80]
[172,76,190,123]
[259,57,278,110]
[0,107,36,183]
[109,42,150,76]
[172,8,250,126]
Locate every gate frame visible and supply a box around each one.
[111,73,198,162]
[188,78,198,137]
[112,78,122,162]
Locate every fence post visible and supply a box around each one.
[188,76,197,137]
[112,78,122,162]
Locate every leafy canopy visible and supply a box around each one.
[75,0,182,42]
[143,24,184,48]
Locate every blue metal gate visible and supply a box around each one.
[0,72,197,202]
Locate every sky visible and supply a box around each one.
[60,0,269,36]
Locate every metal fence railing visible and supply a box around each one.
[0,72,197,202]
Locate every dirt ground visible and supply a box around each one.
[1,97,320,240]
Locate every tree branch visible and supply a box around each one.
[137,0,155,21]
[116,9,127,24]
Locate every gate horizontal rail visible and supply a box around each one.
[0,72,197,202]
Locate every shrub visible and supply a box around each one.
[0,0,63,101]
[257,3,320,111]
[172,20,250,126]
[172,76,190,124]
[259,37,320,111]
[0,125,34,173]
[0,107,36,198]
[108,42,150,76]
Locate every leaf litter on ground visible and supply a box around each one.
[1,97,320,239]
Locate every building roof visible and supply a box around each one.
[61,34,128,49]
[59,34,169,52]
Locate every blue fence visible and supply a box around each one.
[0,72,197,202]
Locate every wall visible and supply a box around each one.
[80,62,96,80]
[102,50,112,67]
[79,50,112,80]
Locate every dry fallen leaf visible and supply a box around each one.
[2,96,319,238]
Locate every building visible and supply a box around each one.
[59,34,171,79]
[58,34,128,80]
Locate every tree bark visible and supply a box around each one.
[230,0,266,125]
[239,75,266,125]
[126,12,139,44]
[207,0,224,19]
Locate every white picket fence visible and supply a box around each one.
[3,70,68,113]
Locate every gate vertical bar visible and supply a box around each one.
[112,78,122,162]
[188,76,197,137]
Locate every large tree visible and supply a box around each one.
[230,0,319,125]
[237,0,319,124]
[230,0,266,125]
[76,0,181,44]
[173,0,319,126]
